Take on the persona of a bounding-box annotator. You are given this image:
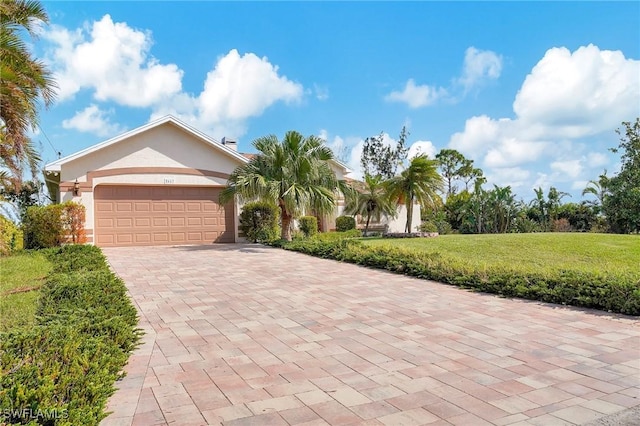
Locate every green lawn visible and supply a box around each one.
[363,233,640,277]
[0,251,51,332]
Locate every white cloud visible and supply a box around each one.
[198,49,303,123]
[45,17,306,140]
[550,159,583,179]
[408,140,437,159]
[513,44,640,138]
[586,152,608,168]
[149,49,304,140]
[457,47,503,93]
[387,47,502,107]
[62,104,125,137]
[385,79,447,108]
[484,139,548,168]
[45,15,183,106]
[448,45,639,195]
[484,167,531,190]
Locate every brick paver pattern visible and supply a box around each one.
[100,245,639,426]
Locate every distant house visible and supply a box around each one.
[43,116,418,247]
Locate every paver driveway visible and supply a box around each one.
[101,244,639,426]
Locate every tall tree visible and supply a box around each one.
[344,174,396,235]
[360,126,409,179]
[0,0,56,188]
[220,131,348,241]
[435,148,472,196]
[602,119,640,233]
[386,154,443,233]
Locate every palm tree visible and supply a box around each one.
[345,174,396,235]
[220,131,348,241]
[582,176,607,209]
[1,0,57,188]
[386,154,443,233]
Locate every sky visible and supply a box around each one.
[32,1,640,202]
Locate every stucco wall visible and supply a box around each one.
[60,123,242,182]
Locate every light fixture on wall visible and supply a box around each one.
[73,179,80,196]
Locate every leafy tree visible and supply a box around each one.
[345,174,397,235]
[556,202,598,232]
[220,131,348,241]
[0,0,57,189]
[360,127,409,179]
[602,119,640,233]
[386,154,443,233]
[435,149,480,196]
[0,179,41,220]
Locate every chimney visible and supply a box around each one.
[221,137,237,151]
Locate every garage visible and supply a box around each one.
[94,185,234,247]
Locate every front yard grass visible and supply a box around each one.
[0,251,51,332]
[280,232,640,315]
[362,233,640,277]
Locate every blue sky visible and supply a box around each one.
[34,1,640,201]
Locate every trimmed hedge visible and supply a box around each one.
[281,238,640,316]
[335,215,356,232]
[239,201,280,243]
[0,245,141,425]
[298,216,318,238]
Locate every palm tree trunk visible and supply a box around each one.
[405,199,412,233]
[365,214,371,236]
[279,202,292,241]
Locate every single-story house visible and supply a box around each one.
[44,116,419,247]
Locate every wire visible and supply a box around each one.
[37,123,61,158]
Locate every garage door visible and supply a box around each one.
[94,185,234,247]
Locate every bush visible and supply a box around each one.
[23,204,64,249]
[298,216,318,238]
[552,218,572,232]
[0,216,23,255]
[239,202,280,243]
[419,221,438,233]
[278,238,640,315]
[0,245,141,424]
[23,202,87,249]
[336,215,356,232]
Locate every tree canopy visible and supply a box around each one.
[220,131,348,241]
[0,0,57,190]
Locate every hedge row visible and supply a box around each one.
[281,237,640,316]
[0,245,142,425]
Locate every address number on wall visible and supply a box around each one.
[163,178,175,184]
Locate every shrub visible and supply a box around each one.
[278,238,640,315]
[61,201,87,244]
[0,216,23,255]
[43,244,107,274]
[23,204,64,249]
[298,216,318,238]
[239,202,280,243]
[419,221,438,233]
[0,244,141,424]
[336,215,356,232]
[22,202,88,249]
[552,218,572,232]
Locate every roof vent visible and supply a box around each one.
[221,137,237,151]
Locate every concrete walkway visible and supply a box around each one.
[101,245,639,426]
